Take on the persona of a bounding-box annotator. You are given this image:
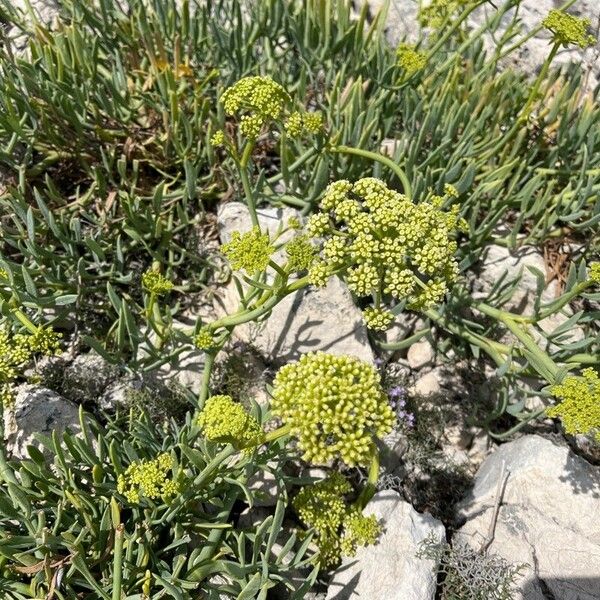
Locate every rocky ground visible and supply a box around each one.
[8,199,599,600]
[3,1,600,599]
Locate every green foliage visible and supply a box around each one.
[0,408,317,598]
[1,0,600,597]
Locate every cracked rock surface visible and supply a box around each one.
[456,435,600,600]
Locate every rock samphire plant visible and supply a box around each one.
[1,0,600,598]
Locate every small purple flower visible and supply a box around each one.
[374,358,384,368]
[388,386,406,399]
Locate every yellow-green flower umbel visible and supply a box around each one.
[117,453,178,504]
[396,44,427,74]
[547,368,600,440]
[221,76,291,139]
[542,10,596,48]
[142,269,173,295]
[270,352,395,466]
[306,178,464,329]
[221,227,275,274]
[293,473,381,567]
[197,394,262,447]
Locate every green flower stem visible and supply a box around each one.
[267,146,318,184]
[189,492,237,580]
[518,42,560,124]
[237,141,259,229]
[488,406,547,440]
[356,445,380,510]
[112,524,125,600]
[262,423,293,444]
[424,309,510,368]
[330,145,412,199]
[198,350,217,408]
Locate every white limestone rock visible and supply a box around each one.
[456,435,600,600]
[326,490,444,600]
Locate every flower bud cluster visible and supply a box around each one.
[396,44,427,74]
[307,178,463,328]
[117,453,178,504]
[1,326,62,406]
[197,394,262,447]
[285,111,324,137]
[221,76,291,139]
[194,328,215,351]
[589,262,600,284]
[285,234,317,272]
[547,368,600,440]
[418,0,469,29]
[293,473,381,567]
[542,10,596,48]
[142,269,173,295]
[270,352,395,466]
[221,227,275,274]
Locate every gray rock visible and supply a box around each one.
[62,351,120,403]
[456,435,600,600]
[4,385,80,458]
[216,203,374,365]
[410,370,442,397]
[326,491,444,600]
[407,339,434,370]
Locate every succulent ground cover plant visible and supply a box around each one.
[0,0,599,598]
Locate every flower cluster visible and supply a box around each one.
[270,352,395,466]
[197,394,263,447]
[116,453,179,504]
[306,178,463,329]
[142,269,173,295]
[293,473,381,567]
[547,368,600,440]
[221,228,275,274]
[211,130,226,146]
[221,76,291,139]
[285,234,317,272]
[396,44,427,74]
[589,262,600,284]
[285,110,324,137]
[0,325,62,406]
[542,10,596,48]
[418,0,469,29]
[194,327,216,351]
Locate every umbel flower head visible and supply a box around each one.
[117,453,179,504]
[197,394,263,447]
[221,227,275,274]
[547,368,600,440]
[396,44,427,74]
[270,352,395,466]
[221,76,291,139]
[285,110,324,137]
[0,325,62,406]
[306,178,464,329]
[589,262,600,284]
[542,10,596,48]
[293,473,381,567]
[142,269,173,295]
